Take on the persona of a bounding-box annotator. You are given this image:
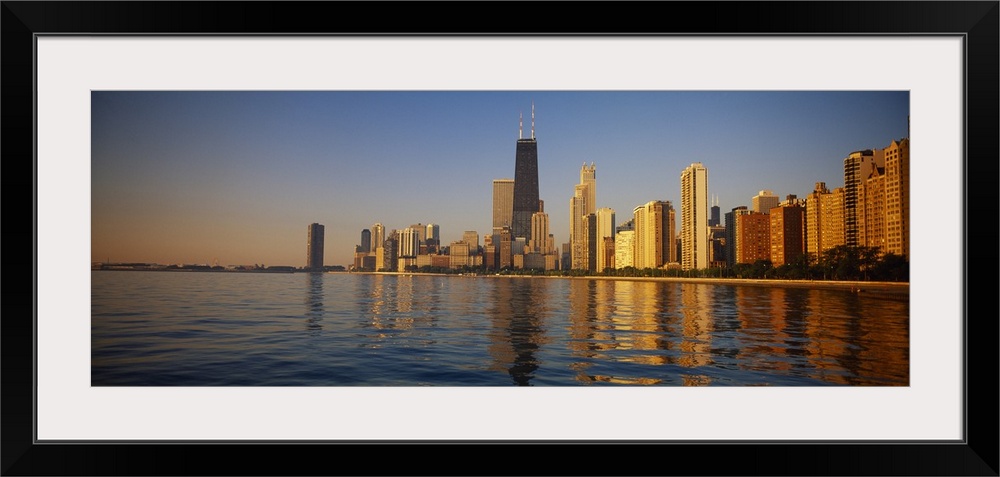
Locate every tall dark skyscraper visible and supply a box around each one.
[306,223,325,270]
[512,103,539,242]
[709,195,721,227]
[360,228,372,253]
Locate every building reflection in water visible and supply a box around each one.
[802,290,908,385]
[487,278,550,386]
[677,283,713,384]
[352,274,905,386]
[567,280,677,385]
[304,272,324,334]
[365,275,414,336]
[726,285,909,385]
[363,275,442,340]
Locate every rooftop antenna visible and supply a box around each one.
[531,101,535,139]
[519,111,523,139]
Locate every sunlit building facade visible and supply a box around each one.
[725,206,751,269]
[614,229,635,269]
[462,231,480,255]
[843,148,885,247]
[680,162,708,271]
[570,184,589,270]
[883,138,909,259]
[595,207,615,272]
[736,212,770,264]
[769,204,805,266]
[633,200,675,269]
[860,165,887,252]
[751,190,780,214]
[492,179,514,230]
[529,211,550,253]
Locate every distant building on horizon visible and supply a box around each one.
[371,223,385,254]
[709,195,721,227]
[752,190,780,214]
[463,231,480,255]
[426,223,440,244]
[306,223,325,271]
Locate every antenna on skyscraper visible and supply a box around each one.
[519,111,523,139]
[531,101,535,139]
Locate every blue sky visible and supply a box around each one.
[91,91,909,267]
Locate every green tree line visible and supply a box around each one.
[368,245,907,282]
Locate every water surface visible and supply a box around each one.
[91,271,909,386]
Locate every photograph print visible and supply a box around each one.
[91,90,910,387]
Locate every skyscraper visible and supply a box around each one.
[751,190,780,214]
[530,211,551,254]
[614,227,635,269]
[820,188,846,254]
[425,224,441,244]
[770,204,806,266]
[463,231,480,255]
[580,163,596,216]
[805,183,828,259]
[512,104,540,242]
[570,184,589,270]
[408,223,426,245]
[569,163,597,271]
[725,206,751,268]
[709,196,721,227]
[883,138,909,259]
[735,212,770,264]
[596,207,615,272]
[306,223,325,271]
[582,213,598,272]
[371,223,385,252]
[492,179,514,230]
[843,148,885,247]
[399,227,420,259]
[360,228,372,253]
[633,200,674,269]
[680,162,709,271]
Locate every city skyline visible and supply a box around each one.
[92,91,909,267]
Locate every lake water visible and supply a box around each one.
[91,271,909,386]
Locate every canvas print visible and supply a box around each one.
[91,91,909,386]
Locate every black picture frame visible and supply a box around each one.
[3,2,997,475]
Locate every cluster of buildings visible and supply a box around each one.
[720,137,910,269]
[564,161,710,273]
[324,105,909,275]
[347,105,560,273]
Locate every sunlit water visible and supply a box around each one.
[92,271,908,386]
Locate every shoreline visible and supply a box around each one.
[341,271,909,292]
[92,269,907,292]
